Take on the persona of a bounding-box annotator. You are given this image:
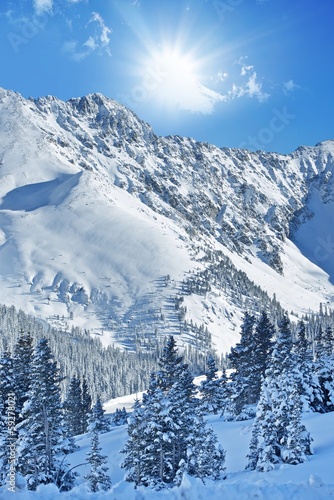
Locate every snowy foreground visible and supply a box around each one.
[2,403,334,499]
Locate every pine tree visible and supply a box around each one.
[200,355,226,415]
[156,336,184,391]
[219,366,231,417]
[64,377,83,436]
[121,337,225,489]
[313,325,334,412]
[314,326,325,361]
[247,318,313,471]
[324,325,334,357]
[81,377,92,434]
[16,338,74,490]
[121,398,149,486]
[85,428,112,492]
[13,331,34,423]
[229,312,256,417]
[252,311,274,401]
[294,321,309,364]
[112,407,128,426]
[88,397,111,434]
[185,414,226,481]
[281,386,312,464]
[246,382,279,472]
[294,321,321,412]
[246,419,260,471]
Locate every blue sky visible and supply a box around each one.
[0,0,333,154]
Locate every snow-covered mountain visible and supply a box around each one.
[0,87,333,353]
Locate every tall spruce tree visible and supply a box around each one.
[252,311,274,402]
[247,317,313,471]
[121,336,225,489]
[200,355,226,415]
[85,421,112,492]
[13,332,34,423]
[88,397,111,434]
[81,377,92,434]
[64,376,83,436]
[156,336,184,391]
[16,338,74,491]
[294,321,322,412]
[229,312,256,417]
[324,325,334,357]
[121,398,151,486]
[315,326,334,412]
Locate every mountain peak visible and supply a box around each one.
[0,88,334,354]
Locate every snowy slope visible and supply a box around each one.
[2,392,334,499]
[0,87,334,353]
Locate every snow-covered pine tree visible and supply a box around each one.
[228,312,256,418]
[81,377,92,434]
[16,338,74,491]
[64,376,83,436]
[312,325,334,412]
[172,357,226,484]
[281,386,313,464]
[324,325,334,357]
[247,316,313,471]
[122,374,175,489]
[121,398,150,486]
[219,366,231,417]
[112,407,128,426]
[13,332,34,423]
[88,396,111,434]
[252,311,275,402]
[200,355,226,415]
[121,336,225,489]
[156,335,184,391]
[245,419,260,471]
[246,382,278,472]
[295,321,309,364]
[314,326,325,361]
[294,321,322,412]
[85,424,112,492]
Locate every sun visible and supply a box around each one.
[154,47,198,85]
[143,45,202,109]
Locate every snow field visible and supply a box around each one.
[2,409,334,499]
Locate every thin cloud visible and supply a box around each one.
[228,57,270,102]
[32,0,87,14]
[88,12,111,53]
[283,79,301,95]
[240,64,254,76]
[217,71,228,82]
[62,11,112,61]
[62,40,86,62]
[176,83,226,114]
[228,72,270,102]
[33,0,53,14]
[168,54,270,113]
[246,72,270,102]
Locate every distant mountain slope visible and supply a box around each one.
[0,87,333,353]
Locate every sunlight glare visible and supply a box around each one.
[145,45,202,109]
[157,48,198,85]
